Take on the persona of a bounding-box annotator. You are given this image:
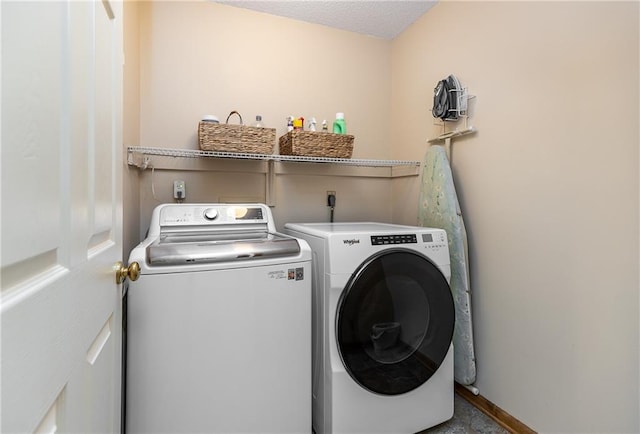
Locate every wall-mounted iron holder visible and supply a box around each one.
[427,126,477,162]
[429,86,477,162]
[444,86,472,122]
[430,78,477,162]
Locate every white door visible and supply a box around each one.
[1,1,124,432]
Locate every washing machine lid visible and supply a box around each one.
[146,231,301,265]
[336,248,454,396]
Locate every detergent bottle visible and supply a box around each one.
[332,112,346,134]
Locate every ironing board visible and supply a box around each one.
[418,144,476,386]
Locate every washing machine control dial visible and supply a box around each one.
[203,208,218,221]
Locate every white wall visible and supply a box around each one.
[391,2,639,432]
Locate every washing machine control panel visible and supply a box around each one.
[203,208,219,220]
[159,205,265,224]
[150,204,276,236]
[371,234,417,245]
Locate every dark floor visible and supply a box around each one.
[421,394,509,434]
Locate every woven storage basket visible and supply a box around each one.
[198,112,275,154]
[279,130,354,158]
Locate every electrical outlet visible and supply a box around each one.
[327,191,336,207]
[174,180,186,200]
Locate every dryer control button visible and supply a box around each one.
[203,208,218,220]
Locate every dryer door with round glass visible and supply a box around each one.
[336,248,455,396]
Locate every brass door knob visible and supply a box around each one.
[115,261,140,284]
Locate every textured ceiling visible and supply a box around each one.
[214,1,438,40]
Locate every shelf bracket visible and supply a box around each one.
[266,159,276,207]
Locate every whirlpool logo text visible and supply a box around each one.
[343,239,360,246]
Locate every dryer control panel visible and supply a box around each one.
[421,231,448,251]
[371,234,417,245]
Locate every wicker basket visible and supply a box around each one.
[198,111,275,154]
[279,130,354,158]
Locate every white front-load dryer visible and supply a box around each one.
[284,222,455,434]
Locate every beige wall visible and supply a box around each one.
[138,1,392,155]
[391,1,639,432]
[123,0,141,257]
[127,0,398,241]
[124,0,640,432]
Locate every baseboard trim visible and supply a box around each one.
[455,383,536,434]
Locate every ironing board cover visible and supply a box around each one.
[418,144,476,385]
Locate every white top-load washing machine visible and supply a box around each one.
[284,222,455,434]
[126,203,311,434]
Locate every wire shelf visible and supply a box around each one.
[127,146,420,169]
